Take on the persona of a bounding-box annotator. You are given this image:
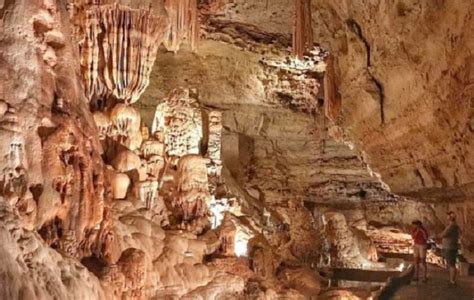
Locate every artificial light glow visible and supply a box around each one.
[234,238,248,257]
[397,262,405,271]
[209,197,230,229]
[234,227,253,257]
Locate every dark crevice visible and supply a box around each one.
[347,18,385,124]
[81,255,107,277]
[347,19,372,66]
[206,18,291,47]
[372,75,385,124]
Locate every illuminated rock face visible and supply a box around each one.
[0,1,108,297]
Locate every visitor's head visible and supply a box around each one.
[411,220,422,228]
[447,211,456,223]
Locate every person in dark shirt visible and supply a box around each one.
[440,211,461,285]
[411,220,429,282]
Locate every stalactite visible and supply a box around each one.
[324,54,341,121]
[292,0,313,59]
[79,4,168,104]
[164,0,200,52]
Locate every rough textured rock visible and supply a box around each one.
[312,1,474,201]
[312,0,474,251]
[1,0,107,259]
[0,203,105,300]
[192,0,474,261]
[1,0,473,299]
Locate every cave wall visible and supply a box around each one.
[1,0,472,298]
[0,0,107,251]
[0,0,108,298]
[137,32,443,268]
[201,0,474,202]
[312,0,474,201]
[198,0,474,253]
[310,0,474,250]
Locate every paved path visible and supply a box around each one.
[391,265,474,300]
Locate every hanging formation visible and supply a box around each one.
[80,4,169,104]
[292,0,313,59]
[163,0,200,52]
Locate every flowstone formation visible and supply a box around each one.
[90,82,330,297]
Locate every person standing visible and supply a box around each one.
[440,211,461,285]
[411,220,429,282]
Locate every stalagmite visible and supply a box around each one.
[111,148,142,172]
[93,111,112,140]
[110,104,141,136]
[136,180,159,209]
[324,54,341,121]
[109,103,143,150]
[151,88,203,158]
[206,111,223,177]
[141,140,165,158]
[110,172,131,200]
[218,212,236,257]
[79,4,169,104]
[175,155,210,225]
[164,0,200,52]
[292,0,313,59]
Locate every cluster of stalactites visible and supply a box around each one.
[80,4,169,104]
[163,0,200,52]
[292,0,313,59]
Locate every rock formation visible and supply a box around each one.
[76,3,169,104]
[292,0,313,59]
[1,0,473,299]
[163,0,200,52]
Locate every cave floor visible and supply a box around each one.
[391,265,474,300]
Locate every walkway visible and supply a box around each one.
[390,265,474,300]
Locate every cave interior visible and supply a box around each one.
[0,0,473,299]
